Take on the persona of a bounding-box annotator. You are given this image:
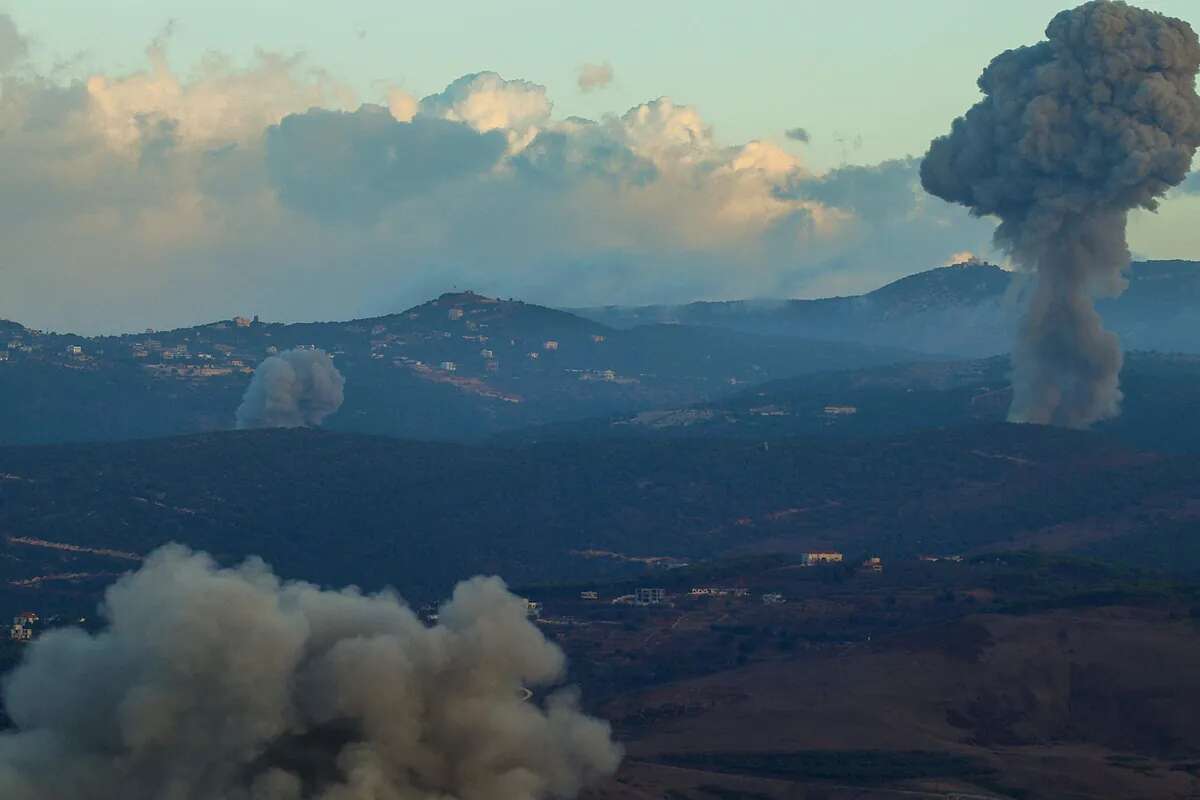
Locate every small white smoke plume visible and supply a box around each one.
[236,348,345,429]
[0,545,622,799]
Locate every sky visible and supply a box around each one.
[2,0,1199,333]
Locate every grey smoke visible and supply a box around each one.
[0,14,27,73]
[921,0,1200,428]
[0,545,622,799]
[576,62,613,93]
[784,127,810,143]
[236,348,345,429]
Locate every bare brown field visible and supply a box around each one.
[578,607,1200,799]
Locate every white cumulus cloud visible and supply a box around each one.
[0,18,1003,334]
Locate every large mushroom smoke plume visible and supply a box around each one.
[0,546,622,799]
[237,348,345,429]
[921,0,1200,427]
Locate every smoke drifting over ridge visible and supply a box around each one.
[0,545,621,799]
[237,349,345,429]
[921,0,1200,428]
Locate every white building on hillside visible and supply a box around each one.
[635,587,665,606]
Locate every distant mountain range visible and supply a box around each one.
[573,260,1200,357]
[1,259,1197,447]
[0,292,911,446]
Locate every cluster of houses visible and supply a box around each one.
[6,319,267,378]
[126,327,259,378]
[576,368,621,382]
[801,551,885,573]
[516,549,972,626]
[689,587,751,598]
[564,552,892,610]
[5,337,37,357]
[9,611,38,642]
[595,586,792,608]
[434,300,612,374]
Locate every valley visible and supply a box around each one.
[2,261,1199,800]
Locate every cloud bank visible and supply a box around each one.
[0,14,1003,333]
[0,545,621,799]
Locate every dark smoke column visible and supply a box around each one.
[921,0,1200,427]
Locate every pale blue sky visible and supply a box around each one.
[10,0,1197,171]
[1,0,1198,331]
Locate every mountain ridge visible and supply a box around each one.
[572,260,1200,357]
[0,291,915,446]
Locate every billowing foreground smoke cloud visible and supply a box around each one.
[237,349,345,429]
[0,545,621,799]
[922,0,1200,428]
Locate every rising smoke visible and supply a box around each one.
[0,545,622,799]
[921,0,1200,427]
[237,348,345,429]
